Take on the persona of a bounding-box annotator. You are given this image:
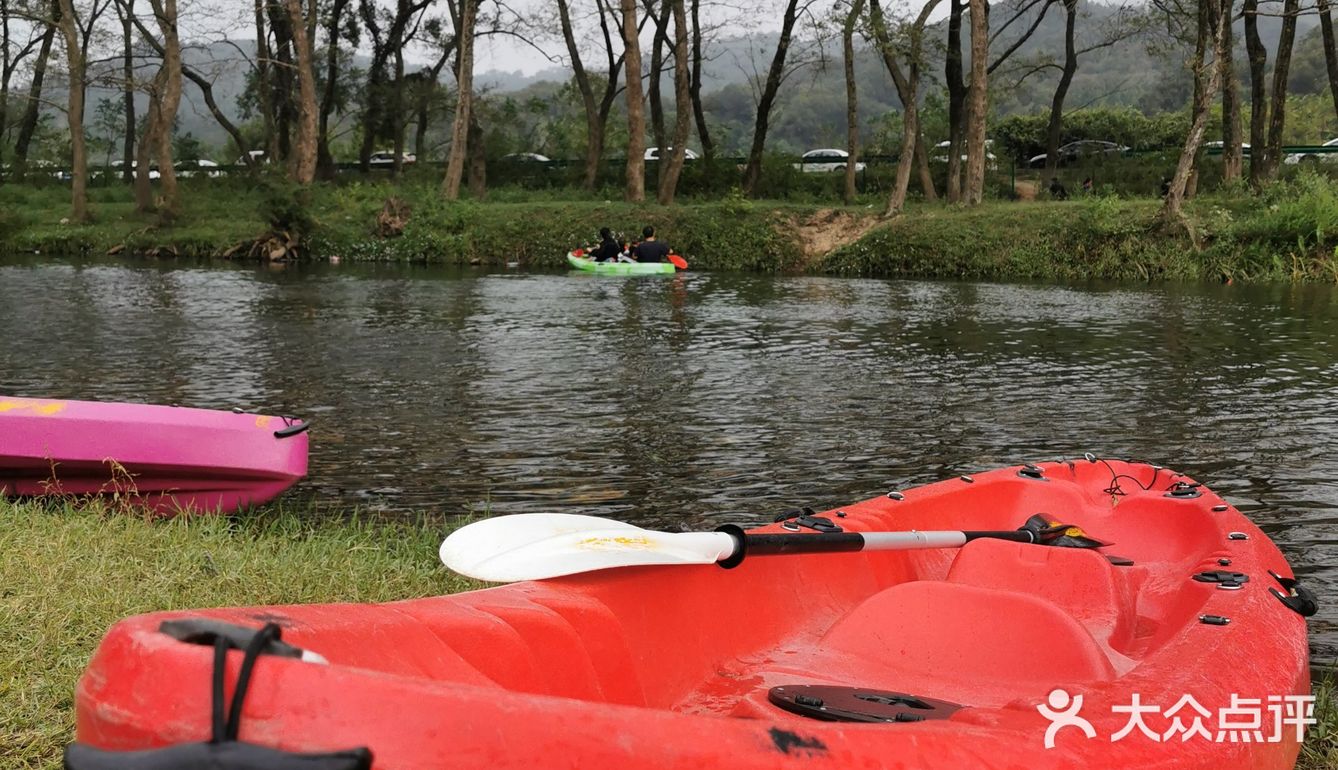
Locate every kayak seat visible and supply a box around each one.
[818,580,1116,688]
[944,539,1138,659]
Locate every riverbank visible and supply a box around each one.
[2,175,1336,281]
[1,498,1334,768]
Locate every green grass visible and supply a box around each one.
[3,172,1338,281]
[0,497,1334,767]
[0,498,477,769]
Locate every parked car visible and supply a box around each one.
[793,148,865,173]
[502,152,552,162]
[1204,140,1251,158]
[1284,137,1338,165]
[644,146,699,161]
[369,150,416,166]
[233,150,269,166]
[931,139,997,167]
[175,159,222,178]
[1028,140,1129,168]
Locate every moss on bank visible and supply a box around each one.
[3,175,1338,282]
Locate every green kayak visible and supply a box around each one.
[567,252,678,275]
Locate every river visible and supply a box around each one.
[2,255,1335,660]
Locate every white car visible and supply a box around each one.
[794,148,865,173]
[503,152,552,162]
[644,147,699,161]
[175,159,222,178]
[932,139,997,166]
[234,150,268,166]
[1284,138,1338,165]
[369,150,416,166]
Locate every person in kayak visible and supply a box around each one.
[591,227,623,262]
[631,226,670,263]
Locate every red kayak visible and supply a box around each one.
[70,460,1312,768]
[0,395,309,514]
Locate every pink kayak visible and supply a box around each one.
[0,395,309,514]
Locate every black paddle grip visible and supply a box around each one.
[713,526,866,568]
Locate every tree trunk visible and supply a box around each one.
[255,0,277,159]
[740,0,801,197]
[689,0,712,158]
[1043,0,1078,175]
[285,0,317,184]
[915,130,937,200]
[1220,0,1243,182]
[1320,0,1338,124]
[557,0,604,191]
[56,0,88,221]
[467,111,486,197]
[1243,0,1267,186]
[964,0,989,205]
[1163,0,1228,225]
[268,1,296,162]
[648,0,671,164]
[13,6,56,182]
[317,0,349,180]
[945,0,966,203]
[1261,0,1298,182]
[442,0,476,199]
[621,0,646,201]
[151,0,183,216]
[657,0,691,204]
[842,0,866,205]
[118,0,135,182]
[869,0,940,215]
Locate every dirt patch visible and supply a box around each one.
[1014,180,1039,201]
[787,208,883,267]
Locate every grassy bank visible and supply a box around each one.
[0,498,1333,768]
[0,499,476,769]
[2,174,1337,281]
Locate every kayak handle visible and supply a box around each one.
[274,419,311,439]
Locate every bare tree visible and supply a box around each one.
[2,0,51,180]
[1321,0,1338,122]
[656,0,690,203]
[1041,3,1143,175]
[316,0,352,179]
[12,0,58,181]
[556,0,631,190]
[1163,0,1228,226]
[620,0,645,201]
[442,0,475,199]
[740,0,812,197]
[1219,0,1243,181]
[689,0,712,157]
[284,0,318,183]
[869,0,940,215]
[114,0,134,181]
[964,0,988,205]
[1261,0,1299,181]
[133,0,183,216]
[1243,0,1267,185]
[55,0,107,221]
[841,0,865,205]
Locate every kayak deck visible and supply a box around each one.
[567,252,678,274]
[74,460,1309,768]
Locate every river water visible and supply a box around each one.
[2,255,1336,660]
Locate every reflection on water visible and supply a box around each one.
[2,255,1336,659]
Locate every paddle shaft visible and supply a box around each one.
[719,528,1036,566]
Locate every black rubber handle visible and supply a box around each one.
[274,420,311,439]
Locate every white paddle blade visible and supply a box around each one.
[440,513,738,582]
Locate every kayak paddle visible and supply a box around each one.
[439,513,1107,583]
[668,254,688,270]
